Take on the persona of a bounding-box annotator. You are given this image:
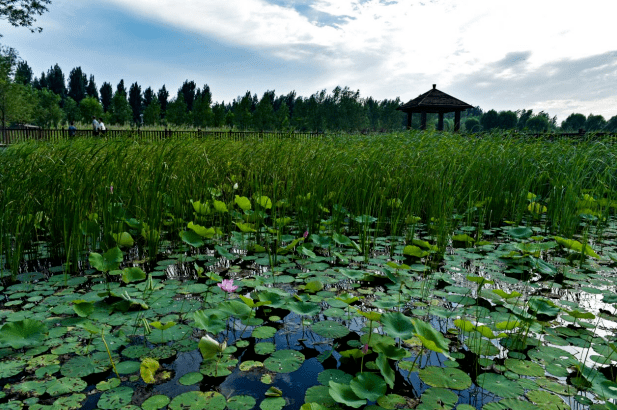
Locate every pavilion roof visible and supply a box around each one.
[397,85,473,113]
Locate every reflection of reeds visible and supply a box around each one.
[0,131,615,276]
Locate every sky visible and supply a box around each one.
[2,0,617,123]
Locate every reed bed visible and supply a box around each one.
[0,131,615,274]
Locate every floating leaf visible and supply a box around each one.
[0,319,48,349]
[476,373,524,398]
[227,395,257,410]
[179,372,204,385]
[403,245,429,258]
[311,321,350,339]
[504,359,544,377]
[169,391,226,410]
[508,227,533,239]
[417,387,457,410]
[264,349,305,373]
[288,300,321,316]
[141,395,171,410]
[122,267,146,284]
[45,377,87,397]
[97,386,134,409]
[252,326,277,339]
[72,300,94,318]
[418,366,471,390]
[260,397,286,410]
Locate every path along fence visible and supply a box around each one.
[2,127,617,146]
[0,128,325,145]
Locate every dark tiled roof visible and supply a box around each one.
[397,85,472,113]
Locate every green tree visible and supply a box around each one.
[143,86,153,107]
[0,46,34,130]
[143,95,161,126]
[128,81,142,125]
[605,115,617,132]
[526,115,549,132]
[180,80,196,112]
[62,96,79,124]
[67,66,87,104]
[517,109,533,130]
[100,82,112,112]
[45,63,65,100]
[253,90,275,130]
[212,102,226,127]
[1,0,51,35]
[480,109,499,131]
[157,85,169,119]
[560,113,586,132]
[14,60,31,84]
[192,85,214,128]
[233,91,253,129]
[276,101,290,130]
[165,93,189,126]
[110,89,131,125]
[464,117,481,132]
[497,110,517,129]
[33,88,62,128]
[585,114,606,132]
[86,74,98,100]
[79,96,103,123]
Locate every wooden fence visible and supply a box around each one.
[0,128,325,145]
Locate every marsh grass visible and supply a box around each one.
[0,130,616,275]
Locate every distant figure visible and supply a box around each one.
[99,118,107,135]
[92,116,99,136]
[68,122,77,138]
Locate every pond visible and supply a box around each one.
[1,212,617,410]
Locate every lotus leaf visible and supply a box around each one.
[169,391,226,410]
[260,397,286,410]
[227,395,257,410]
[252,326,277,339]
[288,300,321,316]
[179,371,204,385]
[376,353,395,389]
[526,390,568,409]
[200,356,238,377]
[376,394,407,409]
[318,369,353,386]
[141,395,171,410]
[504,359,544,377]
[0,319,48,349]
[112,232,134,247]
[419,367,472,390]
[350,373,387,401]
[417,387,457,410]
[311,321,350,339]
[476,373,524,398]
[98,386,134,409]
[328,381,366,408]
[482,398,539,410]
[89,247,123,272]
[255,342,276,355]
[264,349,305,373]
[381,311,415,340]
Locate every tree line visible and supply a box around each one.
[2,49,617,134]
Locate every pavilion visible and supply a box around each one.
[397,84,473,132]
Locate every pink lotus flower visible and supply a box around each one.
[362,344,369,354]
[110,185,114,194]
[217,279,238,293]
[303,230,309,239]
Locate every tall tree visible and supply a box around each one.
[143,95,161,126]
[45,63,65,99]
[480,109,499,131]
[14,60,32,84]
[79,96,103,123]
[63,97,80,124]
[165,93,189,126]
[128,81,142,125]
[99,82,112,113]
[179,80,196,112]
[143,86,154,107]
[585,114,606,132]
[192,84,213,128]
[605,115,617,133]
[517,109,533,130]
[497,110,517,129]
[157,85,169,119]
[253,90,275,131]
[0,0,51,35]
[86,74,98,100]
[560,113,586,132]
[233,91,253,129]
[0,46,34,130]
[33,88,62,128]
[110,88,131,125]
[67,66,87,104]
[212,102,226,128]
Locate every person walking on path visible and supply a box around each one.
[92,116,100,136]
[98,118,107,135]
[68,122,77,138]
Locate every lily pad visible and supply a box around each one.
[0,319,48,349]
[98,386,134,409]
[417,388,458,410]
[255,342,276,355]
[504,359,544,377]
[227,395,257,410]
[311,321,350,339]
[141,395,171,410]
[476,373,524,398]
[350,372,387,401]
[252,326,277,339]
[260,397,286,410]
[526,390,568,409]
[419,366,472,390]
[179,371,204,385]
[328,381,366,408]
[318,369,354,386]
[169,391,226,410]
[264,349,305,373]
[381,311,415,340]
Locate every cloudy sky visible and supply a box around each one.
[2,0,616,122]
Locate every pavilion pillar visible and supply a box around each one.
[437,113,444,131]
[407,112,412,129]
[420,112,427,130]
[454,111,461,132]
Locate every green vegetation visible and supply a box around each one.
[1,131,617,409]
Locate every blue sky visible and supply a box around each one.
[2,0,616,122]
